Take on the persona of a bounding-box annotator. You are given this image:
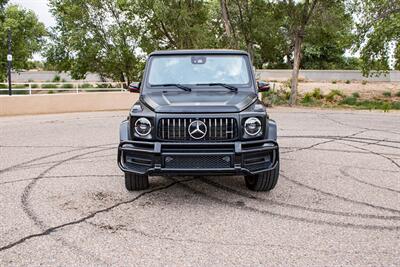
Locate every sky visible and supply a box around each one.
[10,0,55,28]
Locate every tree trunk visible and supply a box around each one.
[289,32,303,106]
[220,0,232,37]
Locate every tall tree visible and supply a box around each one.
[46,0,144,84]
[279,0,319,106]
[352,0,400,74]
[0,4,46,81]
[300,1,355,70]
[130,0,217,52]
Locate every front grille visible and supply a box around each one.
[158,118,237,141]
[164,154,232,169]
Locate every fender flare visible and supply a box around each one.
[267,119,277,141]
[119,120,131,142]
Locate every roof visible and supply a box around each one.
[149,49,249,56]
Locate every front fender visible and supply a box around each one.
[119,120,131,142]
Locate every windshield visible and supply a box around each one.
[147,55,251,86]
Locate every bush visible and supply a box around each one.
[61,83,74,89]
[325,89,344,102]
[31,84,39,88]
[345,80,351,84]
[0,83,7,88]
[282,79,292,90]
[352,92,360,98]
[96,83,114,88]
[301,92,314,104]
[79,83,94,88]
[311,88,323,99]
[392,102,400,109]
[340,96,357,106]
[395,90,400,97]
[12,84,28,89]
[262,88,290,106]
[331,80,337,84]
[42,83,57,89]
[48,90,54,94]
[52,74,61,82]
[362,80,367,85]
[382,91,391,97]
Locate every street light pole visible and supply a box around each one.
[7,29,12,96]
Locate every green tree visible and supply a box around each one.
[46,0,144,84]
[270,0,353,106]
[352,0,400,74]
[300,2,355,70]
[0,4,46,81]
[129,0,217,52]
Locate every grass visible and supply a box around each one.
[311,88,324,99]
[262,88,290,106]
[382,91,391,97]
[340,96,357,105]
[291,88,400,112]
[325,89,344,102]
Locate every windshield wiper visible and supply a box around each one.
[151,83,191,92]
[196,83,238,92]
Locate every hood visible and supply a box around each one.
[140,90,257,113]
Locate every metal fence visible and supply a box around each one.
[0,82,127,95]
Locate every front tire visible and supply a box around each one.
[125,172,149,191]
[244,163,279,191]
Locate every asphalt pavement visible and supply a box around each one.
[0,108,399,266]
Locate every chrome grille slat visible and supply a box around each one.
[158,117,237,141]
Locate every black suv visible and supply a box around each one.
[118,50,279,191]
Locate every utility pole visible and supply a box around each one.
[7,29,12,96]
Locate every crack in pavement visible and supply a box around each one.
[0,174,122,186]
[281,130,367,154]
[0,143,116,175]
[0,177,194,252]
[166,178,400,231]
[338,141,400,169]
[339,167,400,194]
[199,177,400,220]
[318,113,400,136]
[281,173,400,214]
[279,135,400,145]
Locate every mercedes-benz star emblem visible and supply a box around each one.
[188,120,207,139]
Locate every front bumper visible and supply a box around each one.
[118,139,279,176]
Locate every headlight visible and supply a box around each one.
[134,117,152,136]
[244,117,262,136]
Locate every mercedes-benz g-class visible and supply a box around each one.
[118,50,279,191]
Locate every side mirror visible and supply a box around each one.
[128,82,140,93]
[257,81,270,92]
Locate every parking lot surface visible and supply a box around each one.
[0,108,399,266]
